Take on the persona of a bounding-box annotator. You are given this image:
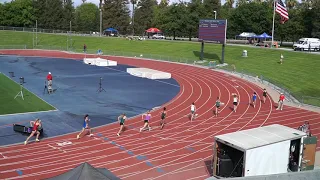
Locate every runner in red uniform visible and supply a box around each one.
[24,119,42,145]
[276,93,285,110]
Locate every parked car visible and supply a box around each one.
[152,34,165,39]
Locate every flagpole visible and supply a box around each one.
[271,0,276,48]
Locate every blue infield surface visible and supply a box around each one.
[0,55,179,146]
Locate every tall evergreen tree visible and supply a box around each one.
[102,0,131,34]
[33,0,64,29]
[134,0,157,35]
[203,0,221,18]
[63,0,75,31]
[187,0,205,40]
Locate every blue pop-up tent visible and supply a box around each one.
[104,28,118,33]
[256,32,272,39]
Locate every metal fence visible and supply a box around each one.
[0,44,319,108]
[0,26,98,36]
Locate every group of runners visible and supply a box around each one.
[24,88,286,143]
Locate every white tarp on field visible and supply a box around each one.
[83,58,117,66]
[127,68,171,80]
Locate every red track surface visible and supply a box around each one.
[0,50,320,180]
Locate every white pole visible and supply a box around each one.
[271,0,276,48]
[100,9,102,37]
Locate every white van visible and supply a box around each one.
[293,38,320,51]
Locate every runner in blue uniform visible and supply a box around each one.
[252,92,257,108]
[77,114,93,139]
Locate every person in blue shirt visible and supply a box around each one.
[252,92,257,108]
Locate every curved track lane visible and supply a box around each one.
[0,50,320,180]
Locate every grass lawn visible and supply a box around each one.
[0,73,56,115]
[0,30,320,106]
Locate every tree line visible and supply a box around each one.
[0,0,319,42]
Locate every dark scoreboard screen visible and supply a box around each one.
[198,19,227,44]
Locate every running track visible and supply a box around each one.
[0,50,320,180]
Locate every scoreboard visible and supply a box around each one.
[198,19,227,44]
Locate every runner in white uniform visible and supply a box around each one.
[190,102,196,121]
[232,94,238,113]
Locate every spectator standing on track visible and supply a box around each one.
[117,113,127,136]
[252,92,257,108]
[77,114,93,139]
[46,72,53,94]
[160,107,167,129]
[276,93,285,110]
[190,102,196,121]
[140,110,152,132]
[24,119,42,145]
[262,88,267,104]
[232,93,238,113]
[215,97,221,117]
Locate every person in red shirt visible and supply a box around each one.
[277,93,285,110]
[47,72,52,81]
[46,72,53,94]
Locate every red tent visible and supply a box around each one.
[145,28,161,33]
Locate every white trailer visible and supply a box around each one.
[211,124,316,178]
[293,38,320,51]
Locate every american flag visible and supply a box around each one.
[275,0,289,23]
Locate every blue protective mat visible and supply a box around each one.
[0,55,179,146]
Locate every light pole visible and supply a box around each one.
[214,11,217,19]
[132,3,135,36]
[100,9,102,37]
[99,1,104,37]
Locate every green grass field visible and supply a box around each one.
[1,30,320,106]
[0,73,56,115]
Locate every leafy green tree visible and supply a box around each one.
[0,3,4,25]
[102,0,131,34]
[203,0,220,18]
[134,0,157,35]
[228,2,273,37]
[275,8,304,43]
[225,0,234,8]
[311,0,320,37]
[161,3,186,39]
[1,0,36,27]
[236,0,248,7]
[75,3,99,32]
[152,1,169,34]
[186,0,205,39]
[286,0,298,9]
